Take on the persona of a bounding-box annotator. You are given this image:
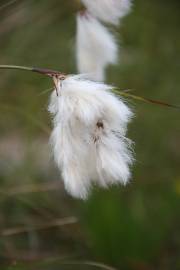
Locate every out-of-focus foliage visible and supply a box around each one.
[0,0,179,269]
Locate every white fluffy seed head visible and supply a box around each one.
[81,0,132,25]
[76,12,118,81]
[48,75,134,199]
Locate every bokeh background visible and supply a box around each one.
[0,0,180,269]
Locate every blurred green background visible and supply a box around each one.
[0,0,180,269]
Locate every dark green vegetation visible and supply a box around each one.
[0,0,179,269]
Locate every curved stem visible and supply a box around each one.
[0,65,33,72]
[1,65,178,109]
[0,65,65,78]
[114,89,180,110]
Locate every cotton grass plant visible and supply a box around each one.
[0,64,178,200]
[81,0,132,25]
[0,64,134,199]
[0,1,179,269]
[76,0,133,81]
[48,75,134,199]
[0,0,179,201]
[76,11,118,81]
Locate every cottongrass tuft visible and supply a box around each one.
[81,0,132,25]
[76,11,118,81]
[48,75,134,199]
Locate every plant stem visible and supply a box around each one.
[0,65,179,109]
[0,65,33,72]
[114,89,180,110]
[0,65,64,78]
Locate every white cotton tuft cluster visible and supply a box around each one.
[48,76,134,199]
[81,0,132,25]
[76,12,118,82]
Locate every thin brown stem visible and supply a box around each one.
[114,89,180,110]
[0,65,65,78]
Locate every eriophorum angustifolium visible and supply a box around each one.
[81,0,132,25]
[48,75,134,199]
[76,11,118,82]
[76,1,132,82]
